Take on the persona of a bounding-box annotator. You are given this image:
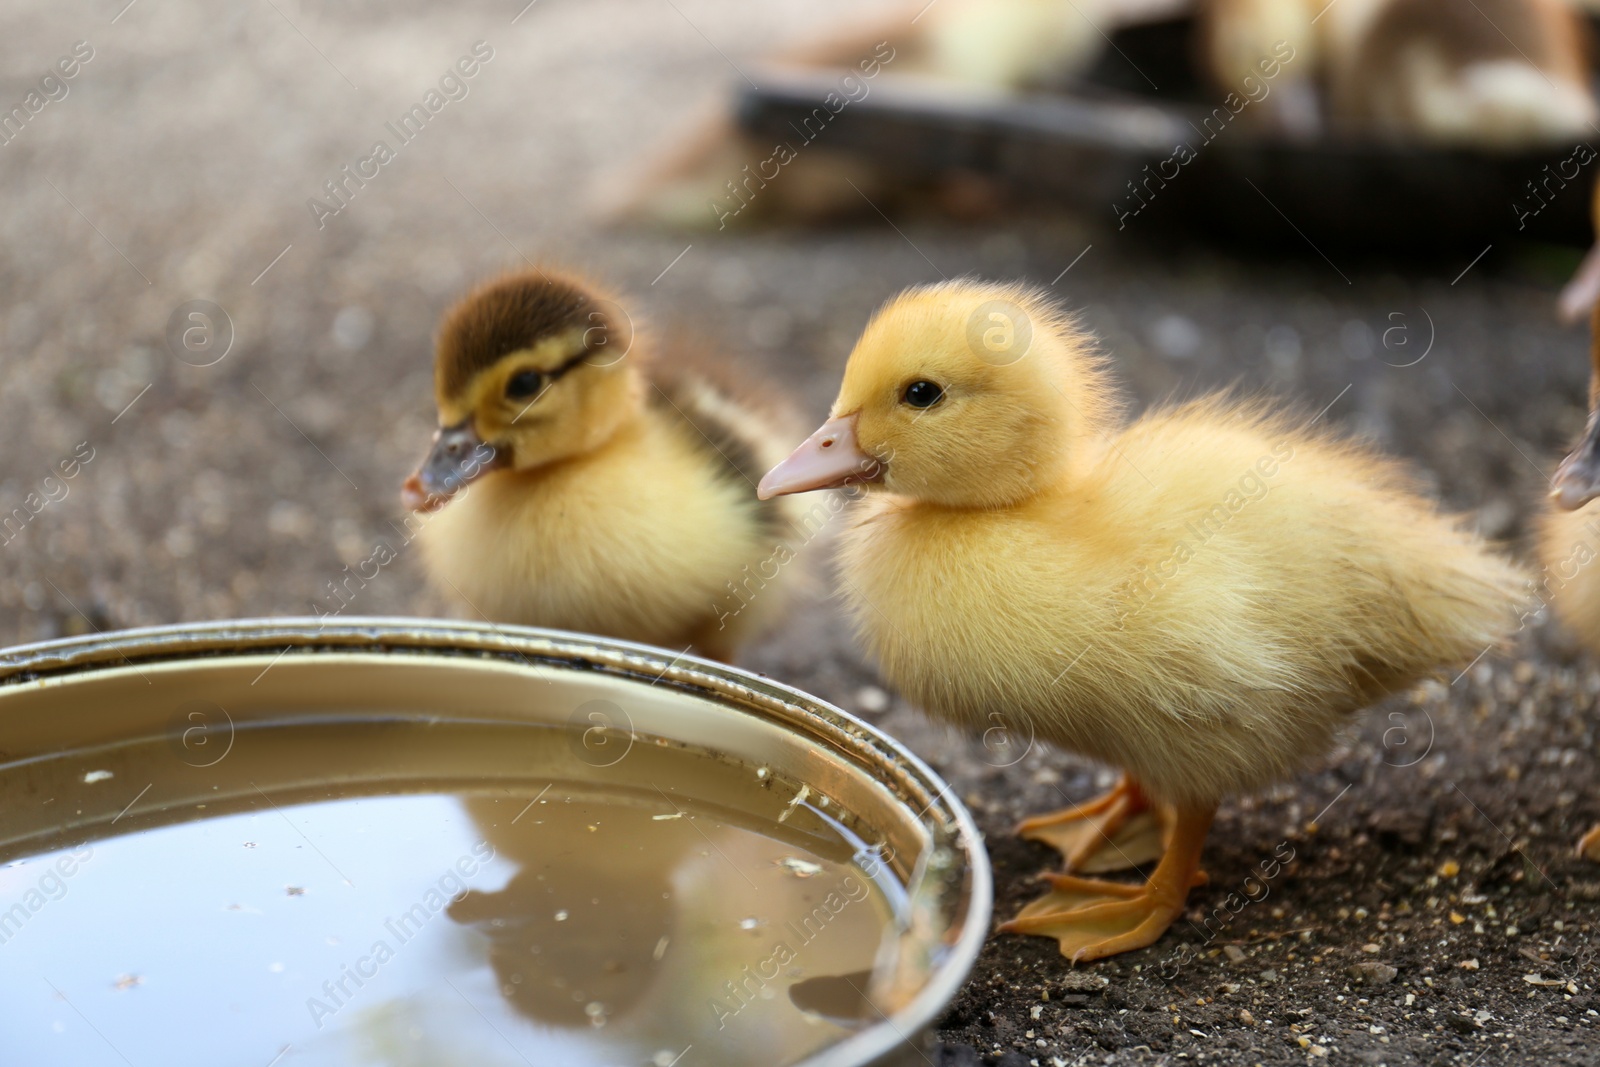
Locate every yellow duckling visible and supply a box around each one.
[759,280,1524,961]
[1199,0,1325,136]
[1201,0,1596,147]
[1537,502,1600,861]
[1334,0,1595,147]
[603,0,1161,229]
[1539,178,1600,863]
[402,268,801,661]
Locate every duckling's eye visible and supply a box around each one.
[505,369,545,400]
[902,380,944,409]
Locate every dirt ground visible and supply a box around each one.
[5,0,1600,1064]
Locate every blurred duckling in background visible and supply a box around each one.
[402,269,801,662]
[1201,0,1595,146]
[1553,178,1600,509]
[604,0,1177,228]
[1540,176,1600,863]
[1199,0,1324,136]
[788,0,1125,92]
[759,281,1525,961]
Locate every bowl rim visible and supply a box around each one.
[0,616,993,1067]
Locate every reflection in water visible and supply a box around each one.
[788,971,876,1027]
[0,720,907,1067]
[445,788,896,1064]
[447,795,678,1029]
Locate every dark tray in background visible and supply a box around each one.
[735,15,1595,253]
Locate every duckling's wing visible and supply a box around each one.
[645,359,801,547]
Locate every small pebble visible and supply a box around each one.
[775,857,823,878]
[1347,961,1398,985]
[855,685,891,714]
[1056,972,1110,994]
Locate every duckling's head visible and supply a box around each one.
[402,270,639,511]
[759,280,1116,508]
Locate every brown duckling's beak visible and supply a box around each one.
[1553,411,1600,511]
[401,421,509,512]
[758,413,883,500]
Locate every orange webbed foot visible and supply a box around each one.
[1002,884,1190,962]
[1001,805,1215,962]
[1016,774,1166,874]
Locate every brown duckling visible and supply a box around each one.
[402,269,802,661]
[1201,0,1596,146]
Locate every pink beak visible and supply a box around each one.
[758,414,883,499]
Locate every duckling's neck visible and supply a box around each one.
[908,438,1112,514]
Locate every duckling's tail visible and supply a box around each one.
[1386,527,1530,691]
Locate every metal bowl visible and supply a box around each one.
[0,618,990,1067]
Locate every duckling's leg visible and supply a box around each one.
[999,806,1215,963]
[1579,824,1600,863]
[1016,775,1166,874]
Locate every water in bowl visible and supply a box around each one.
[0,718,907,1067]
